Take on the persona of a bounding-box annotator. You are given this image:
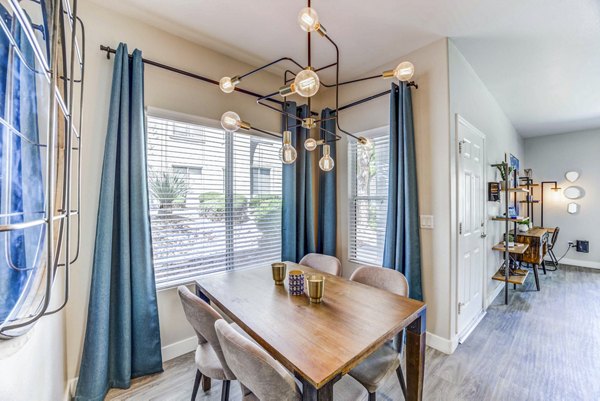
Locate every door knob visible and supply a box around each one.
[481,233,487,238]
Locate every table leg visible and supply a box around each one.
[533,264,540,291]
[406,311,426,401]
[301,377,337,401]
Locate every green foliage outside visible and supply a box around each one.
[199,192,249,223]
[149,170,188,212]
[249,194,282,229]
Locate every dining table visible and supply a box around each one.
[195,262,427,401]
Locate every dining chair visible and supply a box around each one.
[348,266,409,401]
[178,286,235,401]
[299,253,342,276]
[214,320,365,401]
[548,227,560,266]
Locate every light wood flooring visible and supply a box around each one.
[106,264,600,401]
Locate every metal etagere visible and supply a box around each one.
[0,0,85,337]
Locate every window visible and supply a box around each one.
[348,129,389,265]
[147,115,283,288]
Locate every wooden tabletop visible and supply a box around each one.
[492,242,529,254]
[196,263,426,390]
[512,227,548,238]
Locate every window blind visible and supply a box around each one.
[348,133,389,265]
[147,115,282,289]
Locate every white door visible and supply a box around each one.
[457,116,486,338]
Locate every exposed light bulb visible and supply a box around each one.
[304,138,318,151]
[219,77,234,93]
[319,144,334,171]
[297,7,320,32]
[294,69,320,97]
[394,61,415,81]
[280,130,297,164]
[220,111,242,132]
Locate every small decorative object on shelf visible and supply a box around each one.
[488,182,501,202]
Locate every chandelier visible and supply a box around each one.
[219,1,415,171]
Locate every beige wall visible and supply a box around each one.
[320,39,453,348]
[66,0,282,385]
[525,129,600,269]
[448,40,524,341]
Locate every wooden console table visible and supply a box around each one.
[512,227,549,290]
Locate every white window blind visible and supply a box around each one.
[348,132,390,265]
[147,115,282,289]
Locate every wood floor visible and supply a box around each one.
[106,264,600,401]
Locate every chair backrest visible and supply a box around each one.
[549,227,560,250]
[177,286,233,379]
[215,320,301,401]
[299,253,342,276]
[349,266,409,297]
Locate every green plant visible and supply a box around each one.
[199,192,248,223]
[249,194,282,228]
[149,170,188,212]
[495,162,514,182]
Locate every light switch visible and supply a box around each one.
[420,215,434,229]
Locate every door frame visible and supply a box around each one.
[455,114,487,339]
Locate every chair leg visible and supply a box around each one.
[202,375,211,392]
[368,392,377,401]
[396,366,407,399]
[549,250,559,266]
[191,370,202,401]
[533,264,540,291]
[220,380,231,401]
[541,260,547,275]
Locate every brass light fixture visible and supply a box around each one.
[219,0,417,171]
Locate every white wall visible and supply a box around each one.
[320,39,453,350]
[448,40,524,338]
[524,129,600,268]
[66,0,282,386]
[0,274,67,401]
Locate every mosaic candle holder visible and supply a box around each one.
[288,270,305,296]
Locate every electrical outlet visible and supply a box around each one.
[568,241,574,247]
[576,240,589,253]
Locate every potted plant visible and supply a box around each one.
[518,217,530,233]
[495,162,514,189]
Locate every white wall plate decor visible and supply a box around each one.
[565,171,580,182]
[564,186,584,199]
[567,202,579,214]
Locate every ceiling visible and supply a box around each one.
[92,0,600,137]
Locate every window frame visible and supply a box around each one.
[145,107,282,291]
[347,125,390,266]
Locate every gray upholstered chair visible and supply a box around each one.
[349,266,409,401]
[178,286,234,401]
[299,253,342,276]
[215,320,365,401]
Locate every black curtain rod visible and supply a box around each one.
[338,81,418,112]
[99,45,284,107]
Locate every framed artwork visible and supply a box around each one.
[509,154,520,215]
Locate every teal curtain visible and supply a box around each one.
[75,43,162,401]
[281,102,316,262]
[383,82,422,300]
[317,108,336,256]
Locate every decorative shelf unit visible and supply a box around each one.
[491,155,529,304]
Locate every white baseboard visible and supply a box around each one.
[560,258,600,270]
[426,331,458,355]
[161,336,197,362]
[486,282,504,307]
[64,377,77,401]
